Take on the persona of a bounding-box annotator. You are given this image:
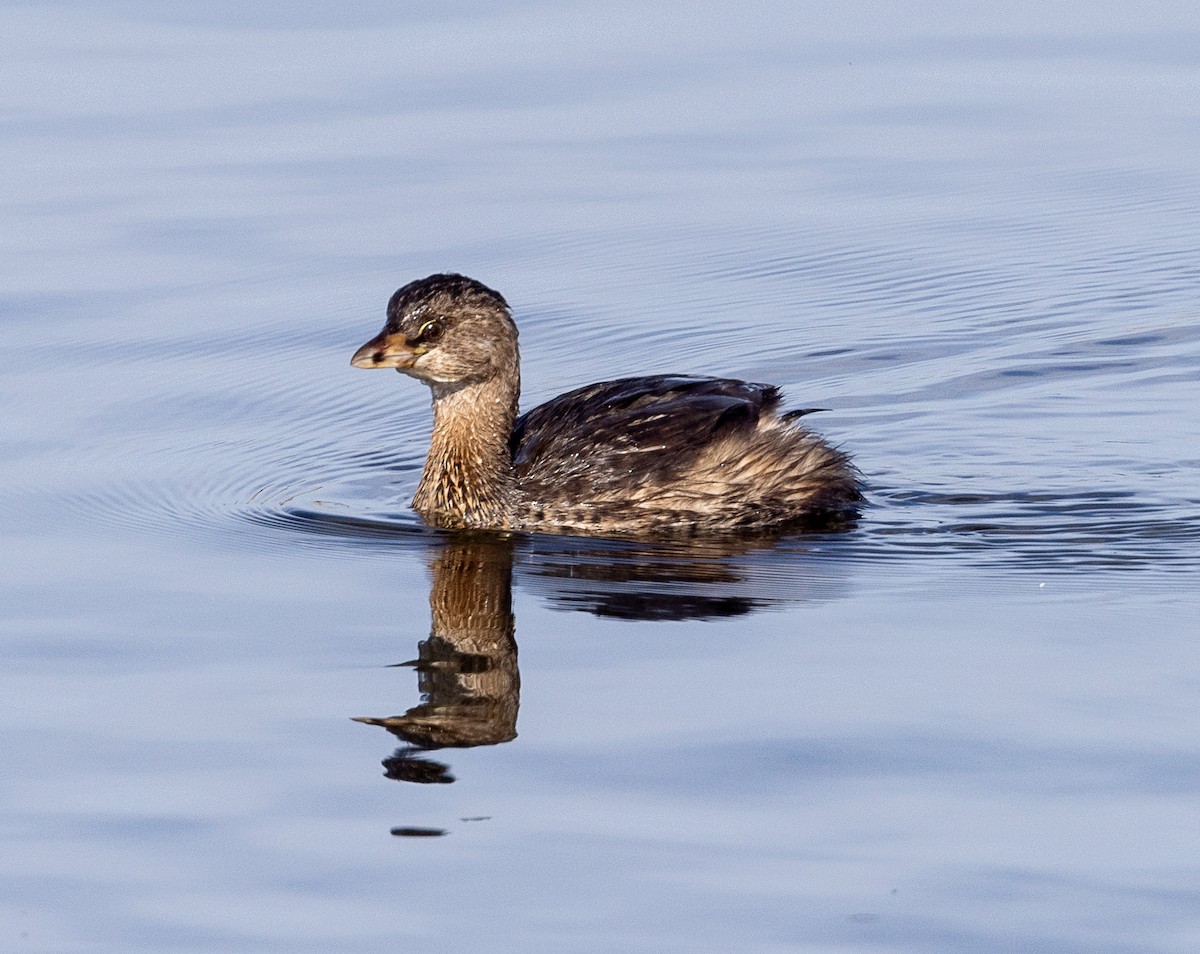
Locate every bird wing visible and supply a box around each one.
[511,375,781,492]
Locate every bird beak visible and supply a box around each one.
[351,330,419,370]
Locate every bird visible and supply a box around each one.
[351,273,861,536]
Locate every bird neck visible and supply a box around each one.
[413,373,520,529]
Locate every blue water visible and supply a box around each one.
[3,2,1199,952]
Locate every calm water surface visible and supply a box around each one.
[3,2,1199,952]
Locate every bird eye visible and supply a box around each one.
[416,320,443,343]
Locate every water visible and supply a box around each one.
[3,2,1199,951]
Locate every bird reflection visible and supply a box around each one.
[354,528,855,796]
[517,530,854,619]
[353,535,519,787]
[352,526,857,837]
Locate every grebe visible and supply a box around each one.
[351,274,861,535]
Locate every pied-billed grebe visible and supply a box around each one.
[351,274,862,535]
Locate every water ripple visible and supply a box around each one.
[859,487,1200,574]
[18,222,1196,588]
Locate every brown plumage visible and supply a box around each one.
[351,273,862,536]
